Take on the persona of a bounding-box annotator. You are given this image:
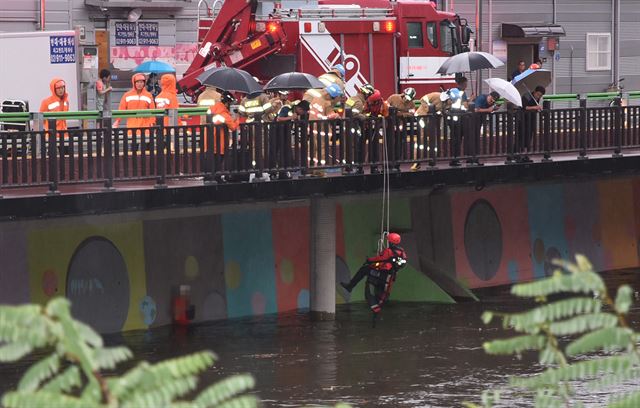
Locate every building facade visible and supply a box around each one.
[1,0,202,108]
[450,0,639,96]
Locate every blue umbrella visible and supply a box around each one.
[511,69,552,94]
[134,60,176,74]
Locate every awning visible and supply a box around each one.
[501,23,566,38]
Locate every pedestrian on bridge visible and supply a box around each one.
[517,85,546,163]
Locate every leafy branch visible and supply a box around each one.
[0,297,258,408]
[465,255,640,408]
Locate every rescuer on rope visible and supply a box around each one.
[340,232,407,321]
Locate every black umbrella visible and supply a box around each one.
[437,52,504,74]
[264,72,325,91]
[197,66,262,94]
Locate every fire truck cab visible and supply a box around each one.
[180,0,471,100]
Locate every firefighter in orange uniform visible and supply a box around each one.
[114,73,155,128]
[40,78,70,131]
[154,74,179,126]
[206,91,239,155]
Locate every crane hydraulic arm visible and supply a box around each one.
[178,0,287,100]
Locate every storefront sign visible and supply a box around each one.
[115,22,137,46]
[138,22,159,46]
[49,35,76,64]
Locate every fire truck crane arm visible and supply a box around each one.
[178,0,287,100]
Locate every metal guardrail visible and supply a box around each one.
[1,104,639,195]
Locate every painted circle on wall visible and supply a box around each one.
[66,237,130,333]
[464,199,503,281]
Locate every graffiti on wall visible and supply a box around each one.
[2,176,640,333]
[110,44,198,75]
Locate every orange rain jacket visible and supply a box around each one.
[206,102,239,154]
[155,74,179,126]
[39,78,69,131]
[117,73,155,128]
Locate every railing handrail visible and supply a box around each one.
[1,93,638,122]
[0,107,211,122]
[1,104,639,192]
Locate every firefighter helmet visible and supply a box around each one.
[360,83,375,97]
[367,89,382,104]
[388,233,401,245]
[332,64,346,78]
[403,87,416,101]
[325,83,343,98]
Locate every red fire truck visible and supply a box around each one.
[178,0,472,100]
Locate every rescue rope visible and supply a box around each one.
[378,117,391,253]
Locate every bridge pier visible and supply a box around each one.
[309,196,336,320]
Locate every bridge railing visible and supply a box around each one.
[1,103,640,193]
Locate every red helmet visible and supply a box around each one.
[388,233,401,245]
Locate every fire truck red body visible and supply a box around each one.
[179,0,471,100]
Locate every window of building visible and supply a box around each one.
[407,22,424,48]
[427,22,437,48]
[586,33,611,71]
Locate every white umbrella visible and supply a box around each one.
[484,78,522,108]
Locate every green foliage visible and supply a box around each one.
[469,254,640,408]
[0,297,258,408]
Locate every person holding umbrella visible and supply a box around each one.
[518,85,546,163]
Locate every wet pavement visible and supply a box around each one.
[1,271,639,407]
